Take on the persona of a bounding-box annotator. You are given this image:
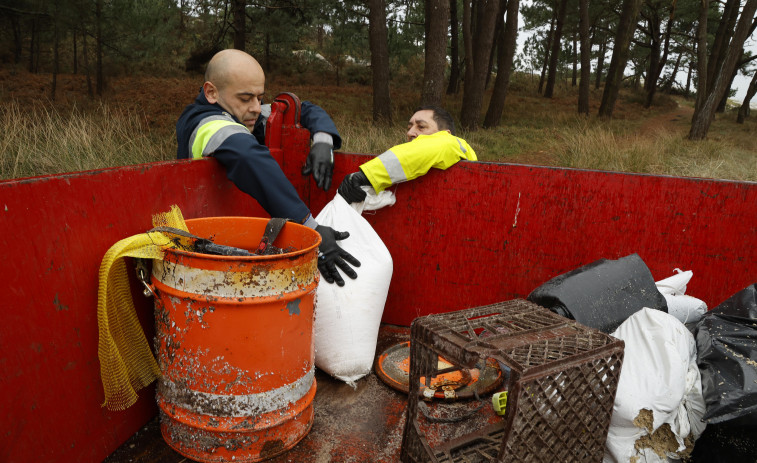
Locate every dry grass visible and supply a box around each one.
[0,68,755,182]
[0,102,174,179]
[550,112,757,182]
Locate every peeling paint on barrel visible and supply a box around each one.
[151,217,320,463]
[286,298,301,316]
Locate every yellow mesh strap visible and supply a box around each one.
[97,205,189,411]
[152,204,189,232]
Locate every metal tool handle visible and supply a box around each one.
[134,258,156,297]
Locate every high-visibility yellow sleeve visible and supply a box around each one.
[190,116,250,159]
[359,131,477,193]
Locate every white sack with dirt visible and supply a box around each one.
[603,308,706,463]
[313,191,394,387]
[655,269,708,324]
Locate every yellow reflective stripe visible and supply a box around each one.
[191,120,249,159]
[360,154,396,193]
[459,138,477,161]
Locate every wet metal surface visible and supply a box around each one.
[104,325,412,463]
[102,322,754,463]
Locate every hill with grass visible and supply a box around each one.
[1,68,755,182]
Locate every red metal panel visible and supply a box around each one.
[2,97,756,462]
[0,100,310,462]
[307,156,757,326]
[266,93,314,208]
[0,160,265,463]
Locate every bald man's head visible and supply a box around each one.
[203,49,266,131]
[205,49,264,90]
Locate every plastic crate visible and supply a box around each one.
[400,299,625,463]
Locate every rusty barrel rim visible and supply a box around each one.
[166,216,321,261]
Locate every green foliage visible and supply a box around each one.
[390,54,425,90]
[343,63,371,85]
[245,1,326,71]
[386,0,424,68]
[102,0,183,74]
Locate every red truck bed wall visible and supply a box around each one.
[1,105,756,462]
[312,156,757,326]
[0,161,266,463]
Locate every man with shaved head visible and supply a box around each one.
[176,49,358,286]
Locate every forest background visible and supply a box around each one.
[0,0,756,182]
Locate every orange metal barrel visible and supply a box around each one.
[151,217,320,462]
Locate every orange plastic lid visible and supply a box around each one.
[374,341,503,400]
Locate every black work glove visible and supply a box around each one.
[337,171,370,204]
[315,224,360,286]
[302,142,334,191]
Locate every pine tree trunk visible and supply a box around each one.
[233,0,246,50]
[51,0,59,101]
[485,0,506,90]
[179,0,185,38]
[447,0,461,94]
[716,66,739,112]
[72,30,78,74]
[485,20,500,90]
[706,0,739,94]
[544,0,569,98]
[538,11,557,94]
[643,12,661,107]
[598,0,643,118]
[595,38,606,89]
[689,0,757,139]
[736,71,757,123]
[716,15,757,111]
[83,31,93,97]
[422,0,450,105]
[483,0,520,128]
[686,61,692,96]
[28,19,36,73]
[34,20,41,73]
[571,32,578,87]
[662,51,682,91]
[577,0,591,114]
[369,0,392,123]
[460,0,501,130]
[10,15,21,64]
[693,0,708,114]
[265,33,271,71]
[95,0,104,96]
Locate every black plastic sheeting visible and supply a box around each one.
[691,284,757,462]
[690,422,757,462]
[527,253,668,334]
[694,283,757,425]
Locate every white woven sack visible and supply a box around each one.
[603,308,706,463]
[313,191,393,387]
[655,269,708,324]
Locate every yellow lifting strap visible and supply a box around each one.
[97,205,189,411]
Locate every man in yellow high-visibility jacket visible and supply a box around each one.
[337,105,477,203]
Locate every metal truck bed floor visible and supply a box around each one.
[102,321,757,463]
[104,325,412,463]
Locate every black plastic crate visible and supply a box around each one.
[400,299,625,463]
